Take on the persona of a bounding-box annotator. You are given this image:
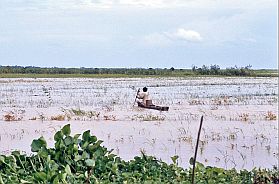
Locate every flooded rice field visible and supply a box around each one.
[0,77,278,170]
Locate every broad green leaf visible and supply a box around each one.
[59,141,66,149]
[73,134,81,144]
[65,165,72,175]
[82,130,91,141]
[88,141,104,154]
[82,151,90,159]
[11,151,20,157]
[55,140,61,149]
[62,173,67,181]
[34,172,47,181]
[76,173,85,179]
[62,124,71,136]
[89,135,97,143]
[74,155,82,162]
[74,134,81,140]
[81,141,89,149]
[38,147,48,158]
[64,136,73,146]
[0,174,3,184]
[95,140,103,147]
[73,144,79,153]
[196,162,205,169]
[54,131,63,141]
[112,163,118,173]
[0,156,5,163]
[53,176,59,184]
[31,137,46,152]
[85,159,95,167]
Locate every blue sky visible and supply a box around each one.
[0,0,277,69]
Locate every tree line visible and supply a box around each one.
[191,65,254,76]
[0,66,178,75]
[0,65,255,76]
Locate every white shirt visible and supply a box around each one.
[137,91,151,104]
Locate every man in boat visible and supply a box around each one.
[136,87,153,107]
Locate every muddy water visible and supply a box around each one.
[0,77,278,170]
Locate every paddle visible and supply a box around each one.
[133,88,140,106]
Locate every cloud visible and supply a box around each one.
[1,0,275,11]
[139,28,203,47]
[168,28,203,42]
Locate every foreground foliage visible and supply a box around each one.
[0,125,278,183]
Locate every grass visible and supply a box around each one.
[253,69,279,77]
[0,69,278,78]
[0,73,192,78]
[0,73,141,78]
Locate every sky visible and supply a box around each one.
[0,0,277,69]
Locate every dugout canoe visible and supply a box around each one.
[137,102,169,111]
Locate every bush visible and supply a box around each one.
[192,65,254,76]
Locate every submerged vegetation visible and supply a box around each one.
[0,65,277,78]
[0,77,277,170]
[0,125,278,183]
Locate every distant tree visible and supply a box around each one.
[245,65,252,70]
[210,65,220,75]
[192,65,197,72]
